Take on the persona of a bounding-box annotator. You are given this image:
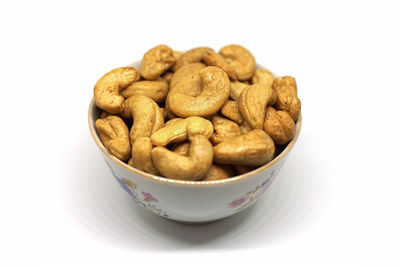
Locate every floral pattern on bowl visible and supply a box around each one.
[106,162,170,218]
[228,168,279,212]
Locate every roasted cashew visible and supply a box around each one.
[213,129,275,166]
[230,81,248,101]
[203,164,236,181]
[239,121,253,134]
[172,47,214,71]
[219,44,255,81]
[151,135,213,180]
[120,95,164,144]
[167,66,230,118]
[221,100,244,124]
[161,72,173,84]
[120,80,169,103]
[238,84,272,129]
[173,50,183,60]
[172,142,190,156]
[272,76,301,121]
[95,115,131,162]
[264,107,295,144]
[203,51,238,80]
[252,69,276,105]
[140,45,176,80]
[151,116,213,147]
[94,67,140,113]
[131,137,159,175]
[170,62,206,88]
[211,115,242,145]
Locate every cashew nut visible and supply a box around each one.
[94,67,140,113]
[161,71,174,84]
[203,51,238,80]
[167,66,230,118]
[173,50,183,60]
[120,95,164,144]
[140,45,176,80]
[213,129,275,166]
[95,115,131,162]
[252,69,276,105]
[219,44,255,81]
[151,135,213,180]
[172,47,214,71]
[264,107,295,145]
[203,164,236,181]
[131,137,159,175]
[151,116,213,146]
[234,165,256,175]
[272,76,301,121]
[230,81,248,101]
[172,142,190,156]
[211,115,242,145]
[170,62,206,88]
[120,80,169,103]
[238,84,272,129]
[239,121,253,134]
[127,157,134,167]
[221,100,244,124]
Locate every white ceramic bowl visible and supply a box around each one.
[88,61,302,223]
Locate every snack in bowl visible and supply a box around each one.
[89,44,302,223]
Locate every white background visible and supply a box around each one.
[1,0,399,266]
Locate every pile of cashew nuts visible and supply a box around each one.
[94,44,301,181]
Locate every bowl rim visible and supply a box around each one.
[88,97,302,186]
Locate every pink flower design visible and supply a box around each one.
[142,191,158,202]
[228,195,248,208]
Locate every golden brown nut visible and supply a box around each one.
[140,45,176,80]
[173,50,183,60]
[152,135,213,180]
[221,100,244,124]
[230,81,248,101]
[172,142,190,156]
[203,164,236,181]
[173,47,214,71]
[100,111,111,119]
[170,62,206,88]
[238,84,272,129]
[203,51,238,80]
[211,115,242,145]
[120,80,169,103]
[219,44,256,81]
[234,165,256,175]
[213,129,275,166]
[94,67,140,114]
[264,107,295,145]
[239,121,253,134]
[151,116,213,147]
[127,157,134,167]
[120,95,164,144]
[252,69,276,105]
[272,76,301,121]
[161,72,173,84]
[131,137,159,175]
[95,115,131,162]
[167,66,230,118]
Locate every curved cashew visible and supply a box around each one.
[230,81,248,101]
[213,129,275,166]
[120,80,169,103]
[140,45,176,80]
[151,116,213,147]
[94,67,140,113]
[167,66,230,118]
[264,107,295,145]
[272,76,301,121]
[203,164,236,181]
[221,100,244,124]
[219,44,255,81]
[238,84,272,129]
[211,115,242,145]
[252,69,276,105]
[172,47,214,71]
[170,62,206,88]
[152,135,213,180]
[120,95,164,144]
[131,137,159,175]
[203,51,238,80]
[95,115,131,162]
